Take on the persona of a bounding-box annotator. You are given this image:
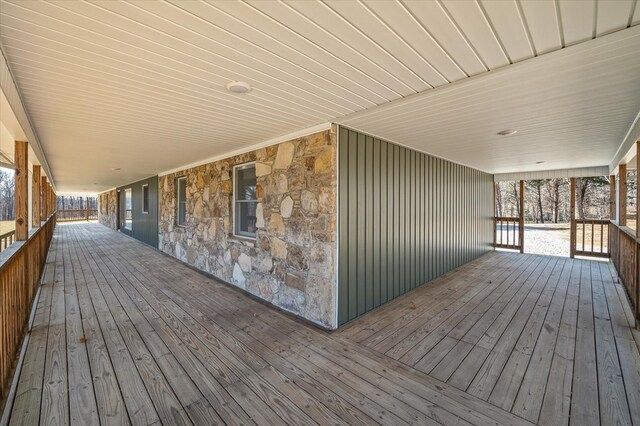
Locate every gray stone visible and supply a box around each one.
[238,253,252,272]
[281,196,294,218]
[233,263,246,287]
[287,245,308,271]
[301,190,318,215]
[309,243,333,279]
[273,142,295,169]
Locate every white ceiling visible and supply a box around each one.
[0,0,638,192]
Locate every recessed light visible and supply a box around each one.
[497,129,517,136]
[536,161,545,164]
[111,167,121,171]
[226,81,251,93]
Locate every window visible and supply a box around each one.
[142,184,149,214]
[124,188,132,230]
[233,163,258,238]
[176,177,187,226]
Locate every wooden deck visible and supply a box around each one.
[4,223,639,425]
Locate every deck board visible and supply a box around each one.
[5,223,640,425]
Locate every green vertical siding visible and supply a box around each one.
[118,176,159,248]
[338,127,494,326]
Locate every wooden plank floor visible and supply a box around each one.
[337,250,640,426]
[5,223,638,425]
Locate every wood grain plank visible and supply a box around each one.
[569,260,599,426]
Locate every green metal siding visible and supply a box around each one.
[118,176,159,248]
[338,127,494,325]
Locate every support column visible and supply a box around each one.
[610,175,616,220]
[41,176,46,220]
[32,165,41,227]
[619,163,627,226]
[519,180,524,254]
[15,141,28,240]
[570,177,576,258]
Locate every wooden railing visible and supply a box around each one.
[0,214,56,408]
[57,209,98,222]
[495,216,522,251]
[0,231,15,252]
[610,222,639,326]
[574,219,610,258]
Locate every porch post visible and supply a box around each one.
[41,176,47,220]
[610,175,616,220]
[570,177,576,258]
[637,141,639,238]
[33,165,41,227]
[15,141,29,241]
[519,180,524,253]
[619,163,627,226]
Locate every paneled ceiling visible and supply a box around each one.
[0,0,638,192]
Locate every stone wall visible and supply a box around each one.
[98,189,118,230]
[158,128,338,328]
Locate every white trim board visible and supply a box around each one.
[494,166,610,181]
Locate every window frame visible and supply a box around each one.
[232,162,258,239]
[176,176,187,227]
[141,183,149,214]
[124,188,132,230]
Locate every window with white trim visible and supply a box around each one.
[233,163,257,238]
[142,184,149,214]
[176,177,187,226]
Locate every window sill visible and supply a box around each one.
[228,234,257,246]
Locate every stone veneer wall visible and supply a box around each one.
[158,129,338,328]
[98,189,118,230]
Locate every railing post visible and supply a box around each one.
[610,174,616,222]
[519,180,524,253]
[85,197,89,221]
[493,182,497,249]
[570,177,576,258]
[15,141,29,241]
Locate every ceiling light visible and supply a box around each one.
[226,81,251,93]
[111,167,121,171]
[497,129,517,136]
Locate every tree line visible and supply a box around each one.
[495,173,636,223]
[0,167,98,221]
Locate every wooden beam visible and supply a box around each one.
[610,175,616,220]
[519,180,524,254]
[570,177,576,258]
[15,141,28,240]
[619,163,627,226]
[32,165,41,227]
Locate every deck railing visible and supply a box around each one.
[610,222,640,326]
[57,209,98,222]
[0,213,56,408]
[574,219,610,258]
[0,231,15,253]
[495,216,522,251]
